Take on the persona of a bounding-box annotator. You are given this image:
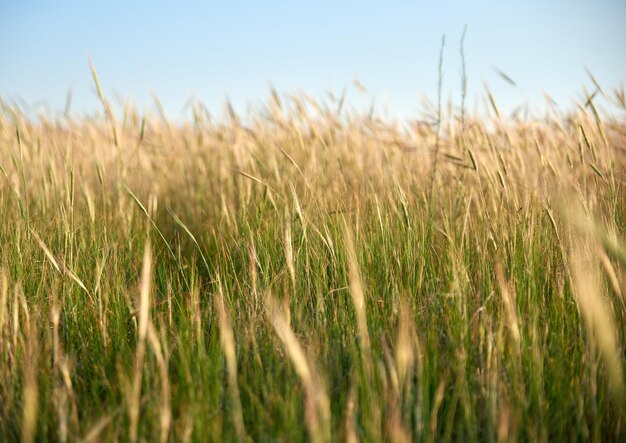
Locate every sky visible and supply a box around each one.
[1,1,625,120]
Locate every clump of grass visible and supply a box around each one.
[0,74,625,441]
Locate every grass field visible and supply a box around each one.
[0,79,625,441]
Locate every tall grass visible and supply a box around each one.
[0,78,625,441]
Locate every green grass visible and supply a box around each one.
[0,87,625,441]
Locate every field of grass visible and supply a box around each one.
[0,80,625,441]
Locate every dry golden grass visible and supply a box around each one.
[0,81,625,440]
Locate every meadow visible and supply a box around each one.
[0,74,625,441]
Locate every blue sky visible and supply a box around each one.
[1,1,625,119]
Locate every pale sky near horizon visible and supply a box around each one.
[1,1,625,120]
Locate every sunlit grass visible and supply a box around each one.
[0,79,625,441]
